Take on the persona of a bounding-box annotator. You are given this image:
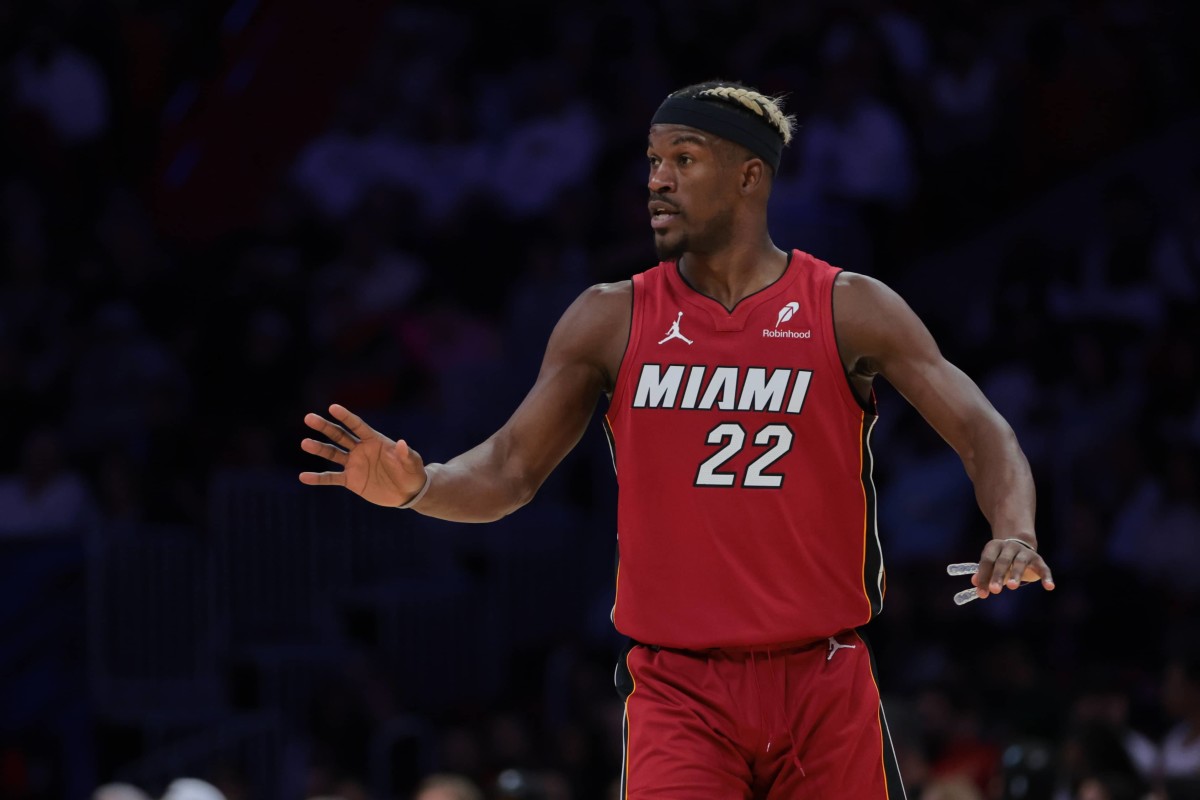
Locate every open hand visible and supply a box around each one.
[299,404,427,508]
[971,538,1055,600]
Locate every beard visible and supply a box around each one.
[654,231,687,262]
[652,206,735,263]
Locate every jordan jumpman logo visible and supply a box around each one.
[827,636,858,661]
[658,311,694,345]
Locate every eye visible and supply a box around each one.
[647,155,661,168]
[677,154,693,166]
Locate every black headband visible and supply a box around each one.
[650,95,784,171]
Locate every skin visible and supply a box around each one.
[300,120,1055,601]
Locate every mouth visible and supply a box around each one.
[649,202,680,231]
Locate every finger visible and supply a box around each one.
[1020,555,1055,590]
[1040,561,1055,589]
[304,412,358,447]
[300,438,348,466]
[1003,548,1036,589]
[329,403,374,439]
[987,548,1019,593]
[298,470,347,487]
[973,539,1006,596]
[1002,548,1056,591]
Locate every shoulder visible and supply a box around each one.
[548,281,633,389]
[568,280,633,325]
[833,271,927,329]
[833,270,901,311]
[833,271,940,368]
[583,279,634,301]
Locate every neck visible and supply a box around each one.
[677,237,788,311]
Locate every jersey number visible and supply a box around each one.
[695,423,794,488]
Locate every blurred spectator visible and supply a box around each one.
[413,772,484,800]
[0,425,97,536]
[1011,9,1139,190]
[65,300,191,456]
[1047,327,1144,494]
[787,21,916,275]
[1068,666,1160,781]
[493,767,572,800]
[876,415,976,566]
[159,778,226,800]
[858,0,932,83]
[998,738,1056,800]
[924,23,998,160]
[1140,310,1200,457]
[1159,643,1200,784]
[1075,772,1156,800]
[1107,445,1200,596]
[288,84,394,223]
[1048,174,1193,333]
[486,71,603,220]
[309,210,428,346]
[306,777,369,800]
[913,680,1000,796]
[920,774,984,800]
[919,20,1004,238]
[1054,720,1153,800]
[92,783,151,800]
[9,23,110,147]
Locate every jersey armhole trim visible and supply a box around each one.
[608,273,641,416]
[828,272,878,417]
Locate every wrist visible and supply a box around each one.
[397,472,431,509]
[997,535,1037,552]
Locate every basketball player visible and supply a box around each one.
[299,80,1055,798]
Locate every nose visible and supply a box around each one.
[648,163,674,194]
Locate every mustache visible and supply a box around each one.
[648,193,680,212]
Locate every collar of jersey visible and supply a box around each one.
[664,250,800,332]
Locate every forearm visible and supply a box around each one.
[960,418,1038,547]
[407,439,538,523]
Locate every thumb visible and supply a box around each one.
[394,439,423,471]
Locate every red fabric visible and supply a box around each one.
[607,250,883,650]
[621,634,893,797]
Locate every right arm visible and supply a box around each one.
[299,282,631,522]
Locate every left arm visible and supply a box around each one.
[833,272,1055,600]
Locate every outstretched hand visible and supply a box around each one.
[971,538,1055,600]
[299,404,427,508]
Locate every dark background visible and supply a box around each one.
[1,1,1199,799]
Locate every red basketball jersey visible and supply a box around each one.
[605,250,884,650]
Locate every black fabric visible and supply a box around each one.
[651,95,784,171]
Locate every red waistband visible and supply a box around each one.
[639,631,857,657]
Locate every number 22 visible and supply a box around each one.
[694,423,794,488]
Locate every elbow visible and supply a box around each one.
[478,474,538,523]
[503,478,539,518]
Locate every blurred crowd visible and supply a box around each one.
[1,0,1199,798]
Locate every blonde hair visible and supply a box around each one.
[670,80,797,146]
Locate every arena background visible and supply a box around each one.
[1,1,1198,798]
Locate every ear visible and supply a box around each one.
[740,159,765,195]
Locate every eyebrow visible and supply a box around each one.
[646,132,712,150]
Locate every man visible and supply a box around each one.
[299,79,1055,798]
